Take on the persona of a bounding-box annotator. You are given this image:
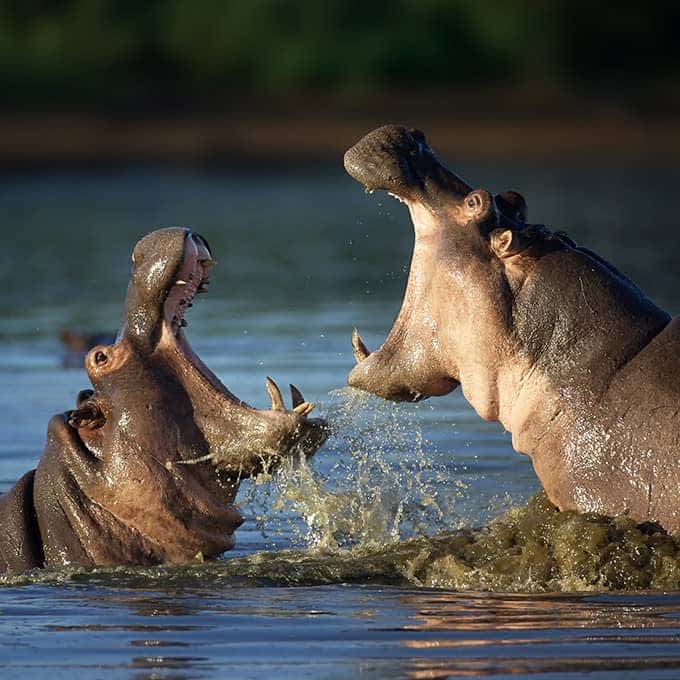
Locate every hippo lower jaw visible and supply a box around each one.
[166,322,328,468]
[347,325,459,402]
[345,213,461,404]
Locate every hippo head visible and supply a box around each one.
[344,125,521,409]
[38,228,327,568]
[344,125,667,423]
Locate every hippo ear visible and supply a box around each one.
[495,191,527,224]
[490,228,529,259]
[459,189,495,226]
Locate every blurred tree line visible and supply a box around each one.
[0,0,678,111]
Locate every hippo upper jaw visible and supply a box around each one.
[343,124,473,209]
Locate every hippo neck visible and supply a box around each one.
[503,248,670,458]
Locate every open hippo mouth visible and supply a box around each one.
[70,228,328,487]
[343,126,472,402]
[163,235,314,419]
[123,228,328,469]
[343,125,529,404]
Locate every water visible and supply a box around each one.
[1,159,679,677]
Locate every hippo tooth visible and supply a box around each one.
[290,384,305,408]
[351,327,370,363]
[265,376,285,411]
[293,401,315,417]
[176,280,187,286]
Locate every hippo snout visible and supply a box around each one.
[344,125,427,197]
[344,124,472,204]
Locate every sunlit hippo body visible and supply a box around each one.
[0,228,326,574]
[345,125,680,533]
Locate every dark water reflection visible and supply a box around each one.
[4,585,680,678]
[0,160,679,677]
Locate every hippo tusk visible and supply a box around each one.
[351,327,370,363]
[293,401,315,417]
[266,376,286,411]
[290,384,305,408]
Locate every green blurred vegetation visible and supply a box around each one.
[0,0,678,110]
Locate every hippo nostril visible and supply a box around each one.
[94,351,107,366]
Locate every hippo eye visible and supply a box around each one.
[94,351,108,366]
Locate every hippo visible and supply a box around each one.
[0,228,327,574]
[344,124,680,533]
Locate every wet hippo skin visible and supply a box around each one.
[0,228,327,574]
[344,125,679,532]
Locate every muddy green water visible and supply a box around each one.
[1,161,679,677]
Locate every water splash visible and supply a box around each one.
[4,493,680,592]
[241,387,467,549]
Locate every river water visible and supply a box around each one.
[1,159,679,678]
